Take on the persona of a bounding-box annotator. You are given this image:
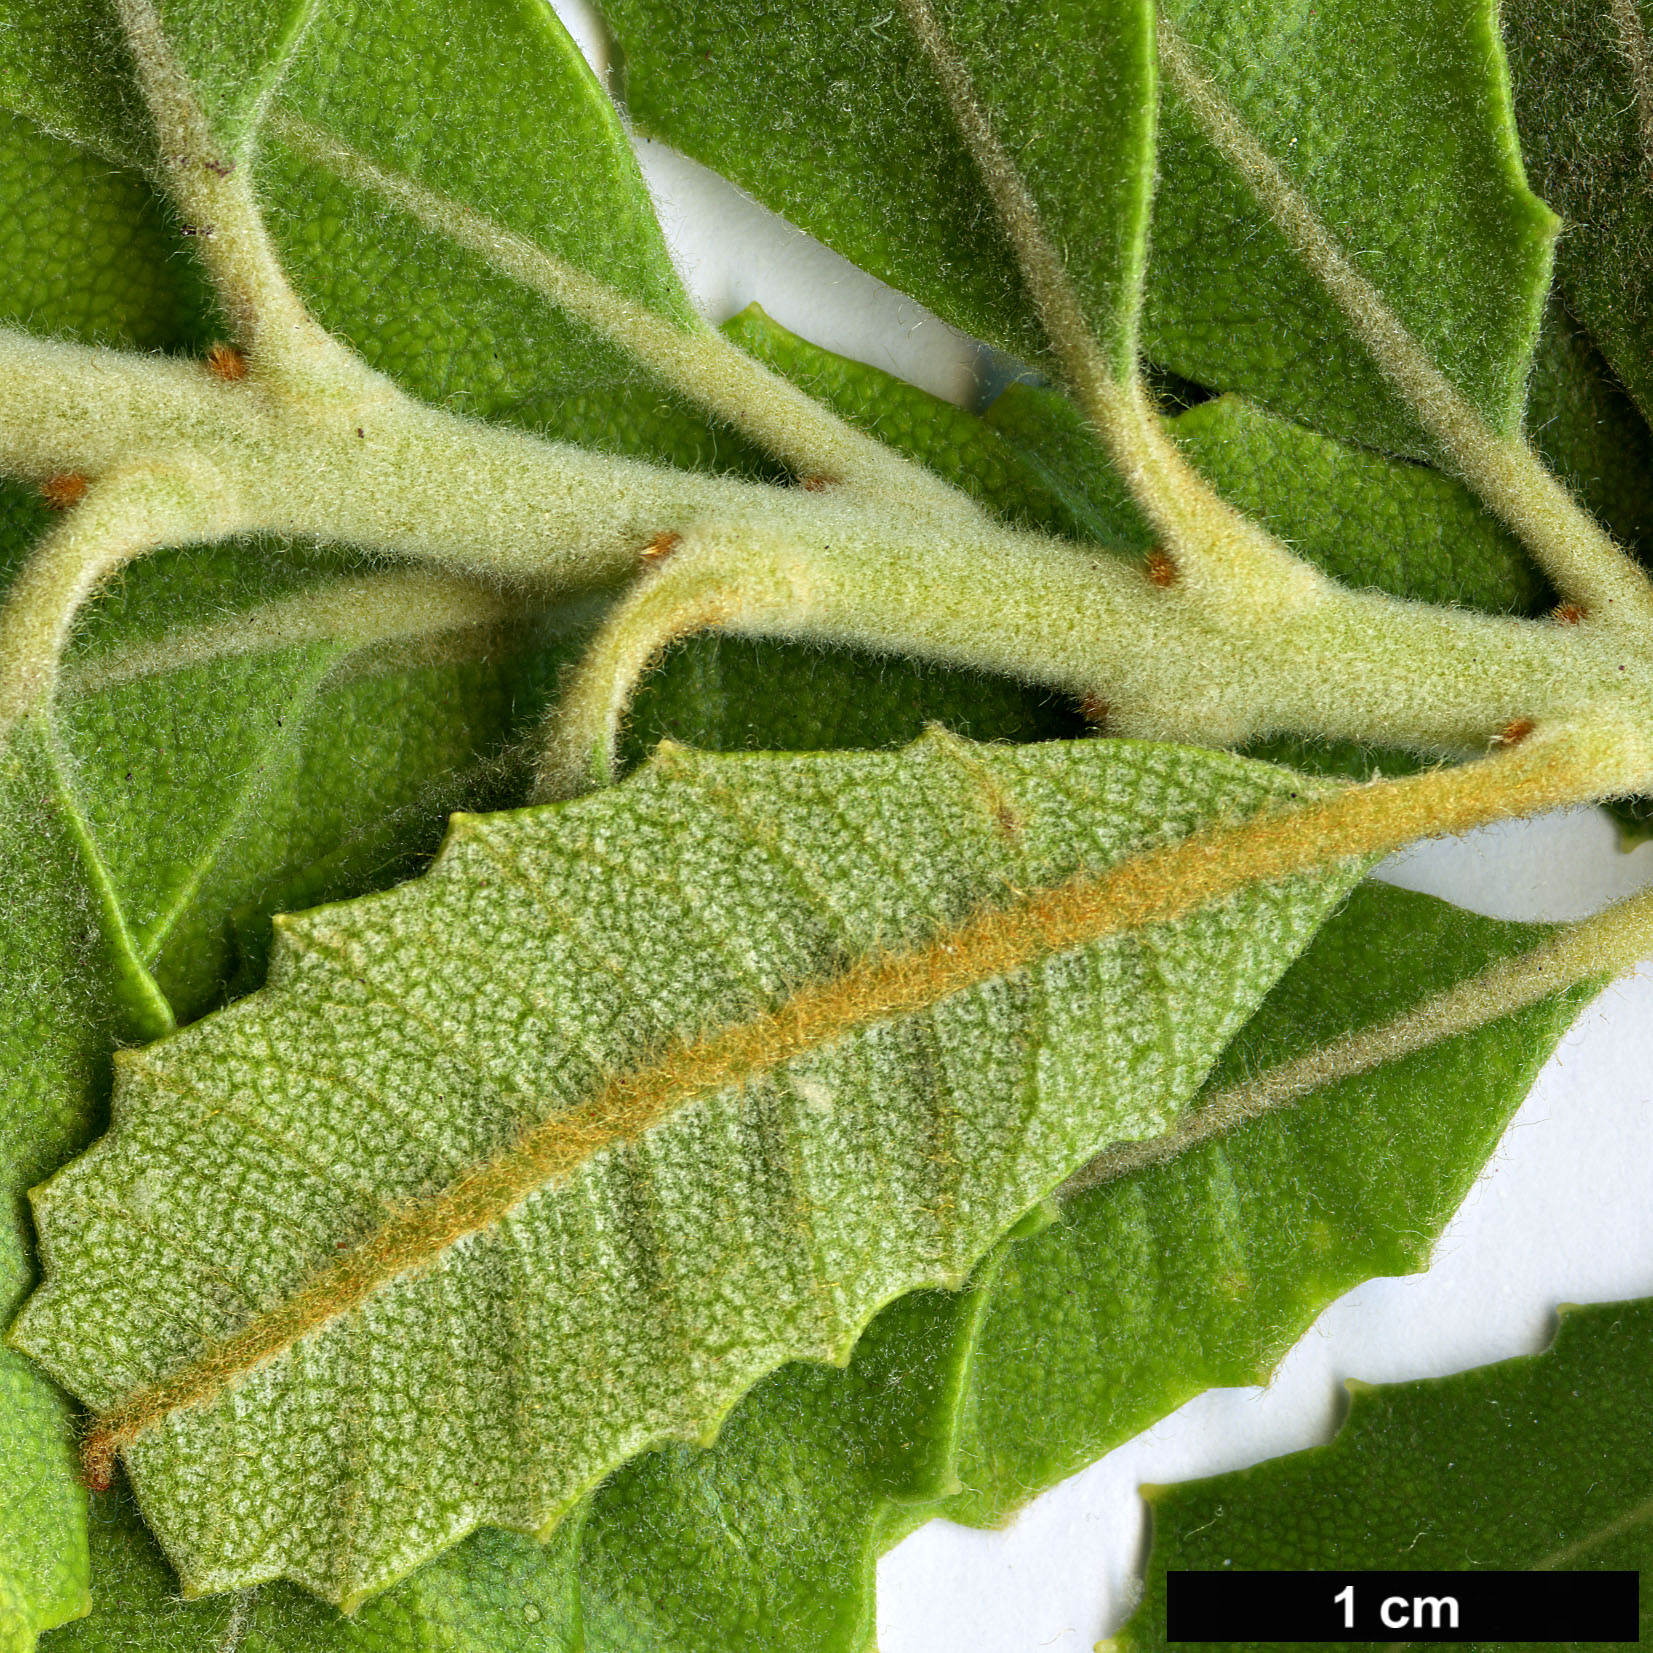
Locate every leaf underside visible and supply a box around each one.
[15,733,1360,1605]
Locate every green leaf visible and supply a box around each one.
[720,305,1143,546]
[0,0,322,167]
[941,881,1593,1526]
[54,547,586,1022]
[0,542,586,1641]
[601,0,1157,373]
[0,0,151,166]
[1118,1294,1653,1651]
[1506,0,1653,426]
[0,720,148,1650]
[14,733,1363,1607]
[1525,293,1653,563]
[258,0,754,466]
[41,1482,583,1653]
[578,1275,1003,1653]
[600,0,1553,455]
[1172,398,1552,612]
[0,108,214,350]
[1146,0,1556,453]
[728,307,1552,614]
[559,881,1589,1653]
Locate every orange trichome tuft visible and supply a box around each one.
[1145,549,1178,588]
[41,474,88,511]
[206,342,248,381]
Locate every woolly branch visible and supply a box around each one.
[533,528,813,800]
[0,464,250,738]
[116,0,379,399]
[1064,881,1653,1194]
[1156,19,1653,630]
[0,327,770,586]
[8,321,1653,783]
[267,111,979,520]
[532,489,1653,793]
[893,0,1326,620]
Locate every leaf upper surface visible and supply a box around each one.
[1119,1294,1653,1650]
[602,0,1555,456]
[14,734,1363,1606]
[1507,0,1653,426]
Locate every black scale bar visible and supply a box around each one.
[1166,1569,1640,1643]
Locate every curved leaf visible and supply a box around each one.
[14,733,1363,1606]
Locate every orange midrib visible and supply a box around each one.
[82,737,1597,1480]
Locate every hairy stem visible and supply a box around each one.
[0,328,766,584]
[1064,883,1653,1193]
[9,330,1653,782]
[533,534,778,800]
[1156,19,1653,629]
[268,111,978,519]
[0,465,249,736]
[534,511,1653,771]
[116,0,373,399]
[894,0,1324,618]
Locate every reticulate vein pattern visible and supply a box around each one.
[13,733,1363,1605]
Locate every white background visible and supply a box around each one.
[550,8,1653,1643]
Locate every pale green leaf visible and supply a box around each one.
[15,733,1363,1606]
[1119,1294,1653,1650]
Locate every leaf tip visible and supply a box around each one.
[80,1430,116,1494]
